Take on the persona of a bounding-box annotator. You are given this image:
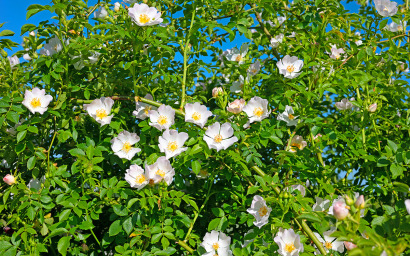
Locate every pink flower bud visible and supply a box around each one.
[29,31,36,37]
[212,87,223,98]
[344,241,357,250]
[3,174,16,185]
[333,201,349,220]
[368,103,377,113]
[355,195,365,209]
[227,99,245,114]
[313,133,322,141]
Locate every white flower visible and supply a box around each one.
[94,7,108,18]
[83,97,114,126]
[22,87,53,115]
[277,55,304,79]
[374,0,398,17]
[278,16,286,25]
[111,131,141,160]
[184,102,213,128]
[23,53,32,61]
[380,251,388,256]
[277,105,299,126]
[247,60,261,76]
[40,36,63,56]
[230,75,245,93]
[203,122,238,152]
[158,129,188,159]
[274,228,304,256]
[405,199,410,214]
[124,0,138,3]
[227,99,245,114]
[148,104,175,131]
[212,87,223,98]
[8,56,20,67]
[329,197,349,220]
[386,21,407,32]
[114,2,121,12]
[314,228,345,254]
[201,230,232,256]
[225,43,248,64]
[247,195,272,228]
[270,34,284,48]
[133,94,156,120]
[145,156,175,185]
[335,98,353,110]
[125,165,148,190]
[70,54,85,70]
[27,176,46,191]
[354,32,363,46]
[329,45,345,60]
[287,184,306,197]
[288,135,307,152]
[88,51,101,64]
[312,197,331,212]
[128,3,163,26]
[243,96,271,123]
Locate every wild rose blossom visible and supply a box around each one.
[8,56,20,68]
[333,200,349,220]
[128,3,163,26]
[125,165,148,190]
[313,197,331,212]
[230,75,245,93]
[344,241,357,250]
[148,104,175,131]
[184,102,213,128]
[225,43,248,64]
[83,97,114,126]
[374,0,398,17]
[288,135,307,152]
[158,129,188,159]
[201,230,232,256]
[247,60,261,76]
[277,105,299,126]
[270,34,284,48]
[227,99,245,114]
[242,96,271,123]
[133,94,156,120]
[212,87,223,98]
[405,199,410,214]
[145,156,175,185]
[111,131,141,160]
[329,44,345,60]
[22,87,53,115]
[94,7,108,18]
[203,122,238,152]
[314,228,345,254]
[274,228,304,256]
[40,36,63,56]
[247,195,272,228]
[277,55,303,79]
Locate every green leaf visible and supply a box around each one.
[211,208,224,217]
[191,160,201,175]
[390,164,405,179]
[109,220,122,236]
[296,213,321,223]
[28,126,38,134]
[123,217,133,235]
[190,144,203,155]
[6,111,19,123]
[269,135,283,145]
[387,140,398,153]
[27,206,36,221]
[17,130,27,142]
[57,236,70,256]
[68,148,85,157]
[27,156,36,170]
[208,218,220,231]
[151,233,162,243]
[0,30,15,37]
[59,209,71,222]
[113,205,128,216]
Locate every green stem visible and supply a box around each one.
[46,117,58,176]
[177,240,194,254]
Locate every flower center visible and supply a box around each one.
[192,112,201,121]
[286,65,295,73]
[288,114,295,120]
[144,106,152,115]
[253,107,264,117]
[214,134,223,143]
[139,14,150,24]
[285,243,296,253]
[135,174,146,184]
[96,109,108,119]
[335,54,340,60]
[122,142,132,153]
[383,6,389,11]
[167,141,178,152]
[212,243,219,250]
[258,206,268,217]
[157,115,168,125]
[235,55,242,62]
[156,169,165,177]
[291,142,303,150]
[325,241,332,249]
[398,25,403,31]
[30,98,41,108]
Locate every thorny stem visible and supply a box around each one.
[250,166,327,255]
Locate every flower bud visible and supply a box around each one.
[3,174,15,185]
[345,195,354,206]
[344,241,357,250]
[81,243,89,252]
[227,99,245,114]
[212,87,223,98]
[29,31,36,37]
[355,195,365,209]
[333,201,349,220]
[114,2,120,12]
[368,103,377,113]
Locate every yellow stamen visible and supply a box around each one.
[212,243,219,250]
[139,14,150,24]
[258,206,268,217]
[214,134,223,143]
[325,241,332,249]
[156,169,165,177]
[167,141,178,152]
[253,107,264,117]
[335,54,340,60]
[235,55,242,62]
[144,106,152,115]
[286,65,295,73]
[122,142,132,153]
[96,109,108,120]
[192,112,201,121]
[291,143,303,150]
[285,243,296,253]
[135,174,146,184]
[30,98,41,108]
[157,115,168,125]
[288,114,295,120]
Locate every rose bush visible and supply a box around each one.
[0,0,410,255]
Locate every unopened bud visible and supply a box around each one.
[345,195,354,206]
[3,174,16,185]
[333,201,349,220]
[368,103,377,113]
[29,31,36,37]
[355,195,365,209]
[344,241,357,250]
[81,243,89,252]
[114,2,120,12]
[212,87,223,98]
